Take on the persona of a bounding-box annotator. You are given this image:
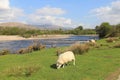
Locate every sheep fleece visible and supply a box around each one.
[57,51,75,65]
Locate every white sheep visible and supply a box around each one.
[89,39,96,43]
[56,51,75,69]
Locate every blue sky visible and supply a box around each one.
[0,0,120,28]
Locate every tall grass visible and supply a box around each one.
[0,49,11,55]
[3,65,40,77]
[69,43,89,55]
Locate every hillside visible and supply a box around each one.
[0,22,73,30]
[0,22,37,30]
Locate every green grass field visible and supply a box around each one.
[0,38,120,80]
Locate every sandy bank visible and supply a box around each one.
[0,35,72,41]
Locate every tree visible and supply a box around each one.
[95,25,99,34]
[97,22,113,38]
[115,24,120,36]
[75,26,83,30]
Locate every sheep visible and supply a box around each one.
[56,51,75,69]
[89,39,96,43]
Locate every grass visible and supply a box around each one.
[0,38,120,80]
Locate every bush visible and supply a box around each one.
[17,41,46,54]
[106,38,115,43]
[69,43,89,55]
[106,37,119,43]
[27,45,34,53]
[86,42,96,47]
[0,49,10,55]
[114,44,120,48]
[17,48,28,54]
[31,42,46,51]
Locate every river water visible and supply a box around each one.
[0,35,99,53]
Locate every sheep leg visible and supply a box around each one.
[62,64,65,68]
[73,59,75,65]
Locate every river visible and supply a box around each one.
[0,35,99,53]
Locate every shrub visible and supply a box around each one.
[106,38,115,43]
[69,43,89,55]
[106,37,119,43]
[27,45,34,53]
[31,43,45,51]
[17,48,28,54]
[17,41,46,54]
[31,40,46,51]
[86,42,96,47]
[114,44,120,48]
[0,49,10,55]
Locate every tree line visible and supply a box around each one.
[0,22,119,38]
[0,26,96,38]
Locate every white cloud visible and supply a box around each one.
[0,0,25,22]
[0,0,10,9]
[92,0,120,24]
[28,14,72,26]
[36,6,66,16]
[27,6,72,27]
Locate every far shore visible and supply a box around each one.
[0,35,72,41]
[0,34,98,41]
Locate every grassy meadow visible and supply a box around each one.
[0,38,120,80]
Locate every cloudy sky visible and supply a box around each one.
[0,0,120,28]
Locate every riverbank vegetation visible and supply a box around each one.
[0,26,96,38]
[0,37,120,80]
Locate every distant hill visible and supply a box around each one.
[33,24,73,30]
[0,22,37,30]
[33,24,62,30]
[0,22,73,30]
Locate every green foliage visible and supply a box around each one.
[75,26,83,30]
[0,26,97,36]
[70,29,96,35]
[96,22,120,38]
[115,24,120,36]
[96,22,113,38]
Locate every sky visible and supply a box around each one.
[0,0,120,28]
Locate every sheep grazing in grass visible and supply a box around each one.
[56,51,75,69]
